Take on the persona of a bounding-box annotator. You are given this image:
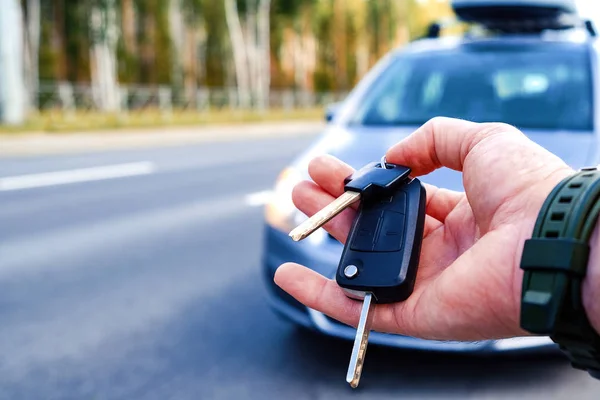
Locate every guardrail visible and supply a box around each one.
[36,82,347,114]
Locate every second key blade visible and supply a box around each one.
[347,292,376,388]
[289,191,360,241]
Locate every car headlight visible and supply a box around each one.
[265,167,304,233]
[265,166,329,245]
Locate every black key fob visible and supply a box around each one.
[336,178,426,304]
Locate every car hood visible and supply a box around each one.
[295,125,598,192]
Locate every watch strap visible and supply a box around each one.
[520,167,600,378]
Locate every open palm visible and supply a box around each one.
[275,117,574,341]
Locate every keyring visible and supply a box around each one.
[380,155,390,169]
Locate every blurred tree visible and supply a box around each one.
[22,0,40,110]
[65,2,91,82]
[201,1,230,87]
[312,0,334,92]
[271,0,316,91]
[171,0,206,102]
[20,0,457,109]
[53,0,68,81]
[0,0,26,123]
[89,0,120,111]
[169,0,186,100]
[38,3,57,82]
[347,0,369,82]
[118,0,138,84]
[224,0,272,109]
[135,0,173,85]
[224,0,251,106]
[181,0,207,89]
[256,0,271,109]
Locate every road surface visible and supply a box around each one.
[0,133,598,399]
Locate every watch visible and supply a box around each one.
[520,167,600,379]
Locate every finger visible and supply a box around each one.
[275,225,463,337]
[292,180,443,242]
[275,235,517,341]
[422,183,465,223]
[274,262,427,335]
[308,154,465,223]
[292,180,356,243]
[274,263,363,328]
[386,117,522,177]
[308,154,354,197]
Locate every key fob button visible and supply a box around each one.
[350,213,379,251]
[337,177,426,304]
[350,210,406,252]
[373,211,405,252]
[388,192,406,213]
[350,191,407,253]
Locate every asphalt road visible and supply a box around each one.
[0,133,599,400]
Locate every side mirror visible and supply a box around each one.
[325,103,341,123]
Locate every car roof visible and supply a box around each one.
[397,32,596,56]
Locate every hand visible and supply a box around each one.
[274,117,581,341]
[585,219,600,335]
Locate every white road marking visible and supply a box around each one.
[0,162,156,191]
[245,190,273,206]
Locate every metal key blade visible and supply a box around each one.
[289,191,360,241]
[347,293,376,388]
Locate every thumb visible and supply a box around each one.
[385,117,522,177]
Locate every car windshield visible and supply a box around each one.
[350,44,593,131]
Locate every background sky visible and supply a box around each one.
[577,0,599,23]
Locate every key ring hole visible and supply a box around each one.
[380,155,390,169]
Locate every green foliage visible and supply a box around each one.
[32,0,455,89]
[201,1,229,87]
[64,2,91,82]
[38,13,58,81]
[154,0,173,84]
[181,0,203,26]
[272,0,312,18]
[117,36,138,83]
[313,68,333,92]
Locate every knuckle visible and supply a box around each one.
[427,116,449,126]
[424,116,449,135]
[463,122,523,159]
[479,122,522,138]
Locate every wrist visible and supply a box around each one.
[584,216,600,335]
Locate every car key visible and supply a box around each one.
[289,156,412,242]
[338,175,425,388]
[289,158,426,388]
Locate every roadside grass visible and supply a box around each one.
[0,108,324,134]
